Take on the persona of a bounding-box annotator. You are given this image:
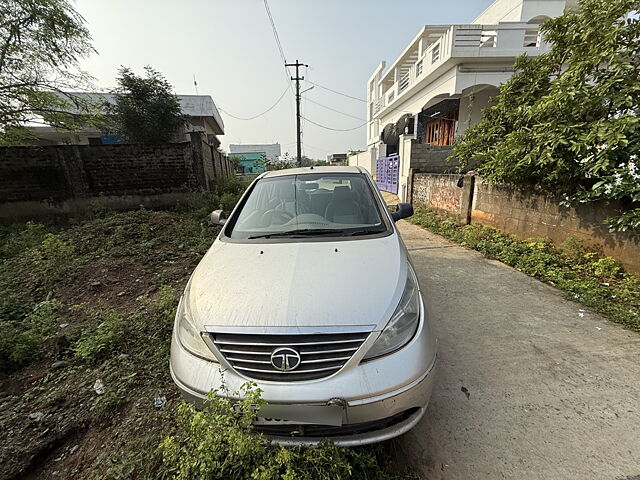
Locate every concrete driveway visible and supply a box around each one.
[395,220,640,479]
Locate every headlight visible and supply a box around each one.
[176,294,217,361]
[363,266,421,361]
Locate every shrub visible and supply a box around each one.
[0,222,50,260]
[0,300,63,374]
[28,233,75,278]
[160,385,414,480]
[74,307,126,364]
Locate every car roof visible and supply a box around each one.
[260,166,364,178]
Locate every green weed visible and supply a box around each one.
[160,384,414,480]
[74,306,126,364]
[0,222,50,260]
[0,300,63,374]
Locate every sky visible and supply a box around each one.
[74,0,494,159]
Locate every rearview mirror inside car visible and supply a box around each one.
[210,210,227,226]
[391,203,414,222]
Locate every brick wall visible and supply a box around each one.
[0,132,230,221]
[409,141,480,174]
[410,172,640,273]
[471,181,640,273]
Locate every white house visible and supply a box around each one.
[28,93,224,147]
[352,0,578,201]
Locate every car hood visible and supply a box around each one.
[186,234,408,332]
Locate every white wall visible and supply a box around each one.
[472,0,524,24]
[457,86,500,137]
[397,135,414,202]
[473,0,569,24]
[348,150,374,174]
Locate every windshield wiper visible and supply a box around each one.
[248,229,346,239]
[344,227,386,236]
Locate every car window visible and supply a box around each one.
[227,173,387,239]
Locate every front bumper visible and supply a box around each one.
[170,355,435,446]
[169,296,437,446]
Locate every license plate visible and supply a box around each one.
[254,404,343,426]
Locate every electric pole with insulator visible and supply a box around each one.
[285,60,307,167]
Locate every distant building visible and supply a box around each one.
[229,143,281,162]
[231,152,266,174]
[27,92,224,147]
[327,153,348,166]
[229,143,282,174]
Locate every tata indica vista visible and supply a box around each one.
[170,166,437,445]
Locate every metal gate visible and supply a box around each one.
[376,154,399,194]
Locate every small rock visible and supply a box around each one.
[89,280,102,289]
[59,323,69,329]
[117,291,126,297]
[93,379,105,395]
[51,361,70,370]
[29,412,45,422]
[461,386,470,399]
[154,392,167,409]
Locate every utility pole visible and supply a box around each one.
[285,60,307,167]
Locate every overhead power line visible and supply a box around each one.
[264,0,286,64]
[302,116,366,132]
[308,79,416,116]
[304,97,365,121]
[218,86,289,121]
[307,80,366,103]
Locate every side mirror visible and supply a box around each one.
[391,203,413,222]
[209,209,227,226]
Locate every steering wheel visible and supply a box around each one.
[262,209,294,225]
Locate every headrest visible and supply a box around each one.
[333,186,351,200]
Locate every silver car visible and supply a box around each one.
[170,166,437,446]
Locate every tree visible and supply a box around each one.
[107,66,185,144]
[0,0,98,145]
[257,152,296,171]
[228,155,242,172]
[452,0,640,232]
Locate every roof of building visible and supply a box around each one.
[55,92,224,132]
[261,166,363,178]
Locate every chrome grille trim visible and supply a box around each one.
[214,338,364,347]
[207,326,375,382]
[234,365,342,375]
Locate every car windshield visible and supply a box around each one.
[227,173,387,239]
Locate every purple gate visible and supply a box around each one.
[375,154,399,194]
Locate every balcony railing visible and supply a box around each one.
[372,22,547,116]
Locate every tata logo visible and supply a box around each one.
[270,347,301,372]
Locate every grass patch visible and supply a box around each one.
[0,180,414,479]
[409,207,640,331]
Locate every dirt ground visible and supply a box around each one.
[396,220,640,479]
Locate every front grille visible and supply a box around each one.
[254,408,420,437]
[208,329,372,381]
